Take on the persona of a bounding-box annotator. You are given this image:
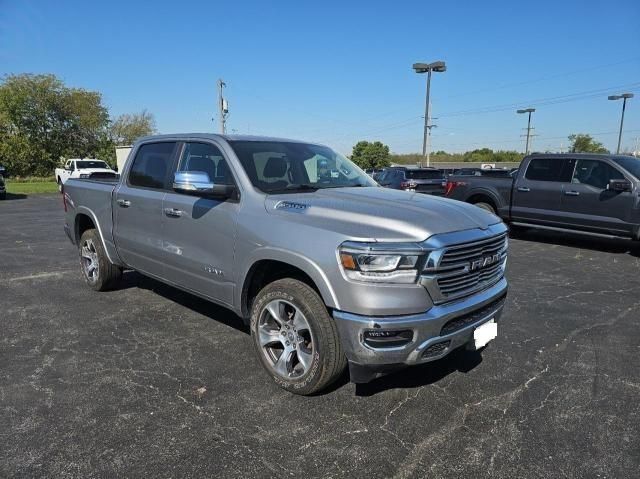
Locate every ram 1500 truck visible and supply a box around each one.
[63,134,508,394]
[445,153,640,240]
[55,159,118,192]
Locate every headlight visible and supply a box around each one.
[79,174,90,179]
[338,244,422,284]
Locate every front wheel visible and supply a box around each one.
[79,229,122,291]
[473,201,496,214]
[250,278,346,395]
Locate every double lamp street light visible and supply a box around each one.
[413,61,446,167]
[608,93,634,154]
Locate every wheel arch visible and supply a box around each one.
[239,251,339,319]
[73,207,121,265]
[465,188,503,213]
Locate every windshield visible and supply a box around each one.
[76,160,108,169]
[612,156,640,180]
[405,169,443,180]
[229,141,377,193]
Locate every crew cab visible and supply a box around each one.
[63,134,508,394]
[445,153,640,240]
[55,159,118,192]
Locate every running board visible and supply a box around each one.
[510,222,633,241]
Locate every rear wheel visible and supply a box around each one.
[79,229,122,291]
[250,278,346,395]
[473,201,496,214]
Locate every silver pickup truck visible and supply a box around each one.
[63,134,508,394]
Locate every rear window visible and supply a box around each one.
[405,170,443,179]
[525,158,573,182]
[128,142,178,189]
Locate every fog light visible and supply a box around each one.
[422,340,451,358]
[363,329,413,348]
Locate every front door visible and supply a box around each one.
[161,141,240,306]
[561,158,634,235]
[113,141,179,277]
[511,157,575,226]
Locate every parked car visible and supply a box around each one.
[0,174,5,199]
[0,164,6,177]
[63,134,508,394]
[55,159,118,192]
[445,153,640,240]
[378,166,446,195]
[364,168,383,179]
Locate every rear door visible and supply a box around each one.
[113,141,179,277]
[161,141,240,305]
[560,158,634,235]
[511,157,575,225]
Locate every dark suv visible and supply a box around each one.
[378,167,446,195]
[0,174,5,200]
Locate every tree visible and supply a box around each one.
[568,134,608,153]
[0,73,109,176]
[350,140,391,169]
[110,110,156,145]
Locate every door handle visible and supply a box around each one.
[164,207,183,217]
[517,187,530,192]
[117,199,131,208]
[564,191,580,196]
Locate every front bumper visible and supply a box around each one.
[333,278,507,381]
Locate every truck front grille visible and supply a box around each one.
[420,232,507,304]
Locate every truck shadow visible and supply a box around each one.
[2,193,28,201]
[117,271,249,334]
[509,227,640,257]
[354,349,483,396]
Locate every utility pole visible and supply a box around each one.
[517,108,536,154]
[217,79,229,134]
[413,61,446,168]
[608,93,633,154]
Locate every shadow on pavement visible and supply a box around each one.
[117,270,249,334]
[355,348,483,396]
[510,227,640,257]
[2,193,28,200]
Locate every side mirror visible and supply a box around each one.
[608,178,631,192]
[173,171,235,199]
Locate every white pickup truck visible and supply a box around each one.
[55,159,118,192]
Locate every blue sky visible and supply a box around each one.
[1,0,639,154]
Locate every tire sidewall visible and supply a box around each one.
[79,230,107,291]
[474,202,496,214]
[250,284,326,394]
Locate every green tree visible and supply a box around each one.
[568,134,608,153]
[110,109,156,145]
[0,73,109,176]
[350,140,391,169]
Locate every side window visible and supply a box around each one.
[525,158,573,182]
[572,160,624,189]
[178,142,234,186]
[129,142,177,189]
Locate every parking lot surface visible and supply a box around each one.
[1,194,639,478]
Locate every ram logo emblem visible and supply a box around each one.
[469,253,501,272]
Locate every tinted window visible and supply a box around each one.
[76,160,108,169]
[525,158,573,182]
[406,169,443,179]
[178,142,234,185]
[572,159,624,189]
[129,142,177,189]
[612,157,640,180]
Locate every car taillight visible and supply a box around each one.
[444,180,467,196]
[400,181,417,190]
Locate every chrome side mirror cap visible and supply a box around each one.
[173,171,236,199]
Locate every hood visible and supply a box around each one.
[264,186,501,242]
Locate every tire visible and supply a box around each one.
[473,201,496,214]
[57,178,63,193]
[250,278,346,395]
[78,229,122,291]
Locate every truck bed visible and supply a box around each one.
[445,174,514,219]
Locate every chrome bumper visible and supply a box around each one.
[333,278,507,369]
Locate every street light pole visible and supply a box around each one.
[608,93,634,154]
[517,108,536,155]
[413,61,446,168]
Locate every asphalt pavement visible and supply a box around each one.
[1,194,639,478]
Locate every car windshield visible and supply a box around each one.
[76,160,108,169]
[229,141,377,193]
[405,169,443,179]
[612,156,640,180]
